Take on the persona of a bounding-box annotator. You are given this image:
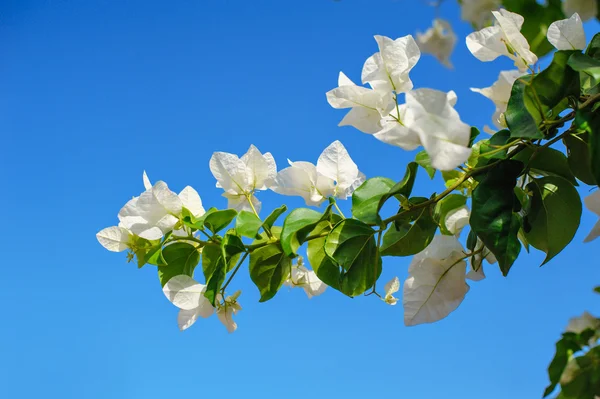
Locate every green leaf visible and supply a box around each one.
[235,210,262,238]
[575,109,600,185]
[506,51,580,139]
[202,232,246,305]
[564,132,597,185]
[586,32,600,60]
[351,177,395,225]
[568,53,600,84]
[381,162,419,203]
[470,130,518,169]
[249,243,291,302]
[324,219,380,297]
[502,0,564,58]
[513,147,578,185]
[280,205,333,256]
[434,194,468,235]
[157,242,200,287]
[544,333,586,397]
[594,286,600,294]
[415,150,436,179]
[203,209,238,234]
[466,229,478,252]
[524,177,582,265]
[470,160,523,276]
[381,198,438,257]
[144,244,167,267]
[306,221,342,291]
[262,205,287,231]
[182,207,217,230]
[469,126,480,147]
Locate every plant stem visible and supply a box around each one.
[221,252,249,293]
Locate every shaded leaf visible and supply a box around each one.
[351,177,395,225]
[249,243,291,302]
[158,242,200,287]
[280,205,333,256]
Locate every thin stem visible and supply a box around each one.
[246,192,273,239]
[333,202,346,218]
[579,93,600,110]
[221,252,249,293]
[169,235,214,247]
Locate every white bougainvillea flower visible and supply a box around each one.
[210,145,277,213]
[403,235,469,326]
[444,205,470,236]
[284,257,327,299]
[216,292,242,334]
[376,89,471,171]
[118,181,183,240]
[326,72,395,134]
[382,277,400,306]
[584,190,600,242]
[163,275,215,331]
[460,0,501,29]
[471,70,522,129]
[548,13,587,51]
[416,19,457,68]
[96,226,133,252]
[271,140,365,206]
[144,171,205,218]
[466,10,538,71]
[466,239,497,282]
[566,311,600,334]
[563,0,598,22]
[362,35,421,93]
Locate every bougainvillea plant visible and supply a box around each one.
[98,0,600,397]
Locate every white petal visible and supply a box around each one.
[362,35,420,93]
[179,186,205,218]
[240,145,278,190]
[410,235,466,271]
[271,162,329,206]
[317,140,360,194]
[471,70,522,129]
[96,226,131,252]
[584,190,600,215]
[416,19,457,68]
[209,152,250,193]
[445,206,470,235]
[217,307,238,333]
[584,220,600,243]
[153,181,183,216]
[223,192,262,213]
[338,71,355,86]
[163,275,206,311]
[384,277,400,296]
[466,26,506,62]
[404,257,469,326]
[460,0,501,29]
[177,308,200,331]
[339,107,387,134]
[466,262,486,281]
[548,13,586,50]
[142,171,152,190]
[374,106,422,150]
[493,10,537,66]
[566,311,600,334]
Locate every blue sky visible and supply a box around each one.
[1,1,599,398]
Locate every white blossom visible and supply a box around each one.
[566,311,600,335]
[584,190,600,242]
[362,35,421,93]
[416,19,457,68]
[382,277,400,306]
[375,88,472,171]
[163,275,215,331]
[444,206,470,236]
[96,226,133,252]
[466,239,497,282]
[466,10,538,71]
[216,292,242,333]
[326,72,395,134]
[548,13,587,51]
[471,70,522,129]
[403,235,469,326]
[563,0,598,22]
[284,257,327,299]
[271,140,365,206]
[460,0,501,29]
[210,145,277,213]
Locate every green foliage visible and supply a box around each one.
[506,51,579,139]
[381,198,438,257]
[235,210,263,238]
[415,150,436,179]
[470,160,523,276]
[324,219,381,297]
[157,242,200,287]
[307,221,342,290]
[575,109,600,185]
[202,232,246,305]
[524,176,582,265]
[352,177,396,225]
[564,132,597,185]
[262,205,287,231]
[249,242,292,302]
[280,203,334,256]
[204,209,238,234]
[514,147,577,185]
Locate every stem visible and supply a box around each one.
[169,235,214,247]
[244,231,329,252]
[579,93,600,110]
[221,252,249,293]
[333,202,346,218]
[246,192,273,239]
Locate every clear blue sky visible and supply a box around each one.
[1,1,598,398]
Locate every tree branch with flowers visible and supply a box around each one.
[98,0,600,397]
